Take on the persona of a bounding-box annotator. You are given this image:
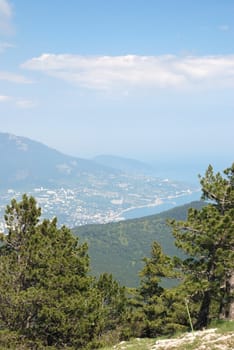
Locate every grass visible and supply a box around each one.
[209,319,234,333]
[0,321,233,350]
[100,320,234,350]
[100,337,155,350]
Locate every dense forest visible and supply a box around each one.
[0,164,233,349]
[73,200,204,287]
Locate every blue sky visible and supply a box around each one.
[0,0,233,169]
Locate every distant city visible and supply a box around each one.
[0,173,200,231]
[0,132,201,231]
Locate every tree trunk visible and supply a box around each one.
[219,271,234,320]
[195,290,211,330]
[227,272,234,320]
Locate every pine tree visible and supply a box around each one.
[200,163,234,320]
[137,242,185,336]
[170,163,234,329]
[95,273,127,344]
[0,195,104,348]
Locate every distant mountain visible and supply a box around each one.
[0,132,200,229]
[73,200,205,287]
[93,155,154,175]
[0,132,118,189]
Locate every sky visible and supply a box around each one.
[0,0,233,172]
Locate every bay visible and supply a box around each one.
[123,191,201,220]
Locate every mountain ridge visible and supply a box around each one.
[92,154,154,175]
[0,132,120,189]
[0,131,199,229]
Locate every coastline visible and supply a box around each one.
[116,190,201,221]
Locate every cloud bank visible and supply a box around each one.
[0,94,36,109]
[0,0,11,19]
[0,94,10,101]
[0,0,13,34]
[22,54,234,91]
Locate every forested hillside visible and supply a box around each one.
[73,201,204,287]
[0,163,233,349]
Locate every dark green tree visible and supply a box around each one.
[200,164,234,320]
[0,195,105,348]
[139,242,173,301]
[94,273,127,344]
[136,242,186,337]
[170,163,234,329]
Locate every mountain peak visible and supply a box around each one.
[0,132,117,189]
[8,133,29,152]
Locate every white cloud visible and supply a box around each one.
[22,54,234,91]
[0,94,11,101]
[0,0,11,18]
[0,94,36,109]
[0,71,32,84]
[0,0,13,34]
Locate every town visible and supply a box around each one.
[0,173,198,230]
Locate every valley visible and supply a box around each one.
[0,176,199,231]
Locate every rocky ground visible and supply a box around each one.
[110,327,234,350]
[152,328,234,349]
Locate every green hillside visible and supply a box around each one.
[73,201,204,287]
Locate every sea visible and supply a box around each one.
[123,191,201,220]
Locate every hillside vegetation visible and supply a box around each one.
[73,201,204,287]
[0,163,233,349]
[100,321,234,350]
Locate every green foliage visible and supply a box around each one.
[0,329,47,350]
[200,164,234,213]
[0,164,232,346]
[99,320,234,350]
[0,195,127,349]
[127,163,234,340]
[96,273,127,331]
[169,163,234,329]
[73,201,204,287]
[139,242,174,300]
[133,243,188,337]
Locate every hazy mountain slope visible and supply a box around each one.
[0,132,200,231]
[93,154,154,174]
[0,132,118,189]
[73,201,204,287]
